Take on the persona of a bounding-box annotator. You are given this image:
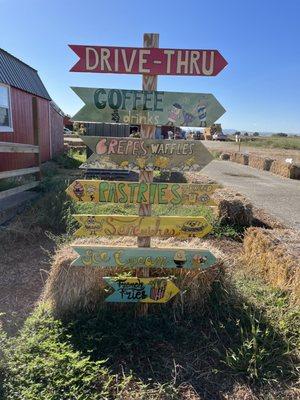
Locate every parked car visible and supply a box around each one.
[212,132,228,141]
[192,131,204,140]
[63,127,73,135]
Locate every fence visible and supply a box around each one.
[0,97,41,200]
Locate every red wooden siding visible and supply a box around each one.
[0,86,63,172]
[50,104,64,158]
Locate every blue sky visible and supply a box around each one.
[1,0,300,133]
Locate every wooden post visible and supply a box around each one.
[137,33,159,315]
[32,97,42,181]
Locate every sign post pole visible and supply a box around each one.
[138,33,159,315]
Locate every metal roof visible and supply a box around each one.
[0,48,51,100]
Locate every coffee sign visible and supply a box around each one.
[69,45,228,76]
[66,180,218,206]
[80,137,213,172]
[72,87,225,127]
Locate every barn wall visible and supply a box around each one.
[50,105,64,158]
[0,87,51,172]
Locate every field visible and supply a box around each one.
[0,152,299,400]
[203,136,300,163]
[239,136,300,151]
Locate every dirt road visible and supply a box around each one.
[201,160,300,229]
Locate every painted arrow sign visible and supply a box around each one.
[73,215,213,239]
[69,45,227,76]
[104,277,180,303]
[66,180,218,206]
[71,246,217,270]
[72,87,225,127]
[80,137,213,172]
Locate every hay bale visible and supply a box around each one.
[42,237,223,316]
[220,152,231,160]
[212,189,253,227]
[270,160,300,179]
[292,163,300,179]
[242,228,300,304]
[185,172,219,186]
[230,152,249,165]
[248,155,274,171]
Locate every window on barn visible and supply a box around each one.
[0,84,13,132]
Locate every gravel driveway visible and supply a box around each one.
[201,160,300,230]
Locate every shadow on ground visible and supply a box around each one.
[63,280,297,399]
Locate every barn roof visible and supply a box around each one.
[0,48,51,101]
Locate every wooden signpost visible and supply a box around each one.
[71,87,225,127]
[103,277,180,303]
[66,180,218,206]
[69,45,228,76]
[73,215,213,239]
[67,33,226,306]
[138,33,159,314]
[72,246,217,270]
[80,136,213,172]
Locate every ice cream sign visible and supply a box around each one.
[72,87,225,127]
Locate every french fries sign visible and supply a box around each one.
[104,277,180,303]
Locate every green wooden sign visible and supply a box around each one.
[80,136,213,172]
[104,277,179,303]
[66,180,218,206]
[71,87,225,127]
[71,246,217,270]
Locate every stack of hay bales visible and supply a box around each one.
[42,237,224,317]
[248,155,274,171]
[270,159,300,180]
[242,228,300,304]
[220,152,231,160]
[203,131,212,141]
[229,152,249,165]
[212,189,253,227]
[204,123,222,140]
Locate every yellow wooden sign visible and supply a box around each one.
[104,277,180,303]
[74,214,213,238]
[66,180,218,206]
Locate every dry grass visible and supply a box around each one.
[270,159,300,179]
[42,237,224,317]
[242,228,300,304]
[248,155,274,171]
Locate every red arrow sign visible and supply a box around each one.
[69,45,227,76]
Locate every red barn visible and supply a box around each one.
[0,48,64,172]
